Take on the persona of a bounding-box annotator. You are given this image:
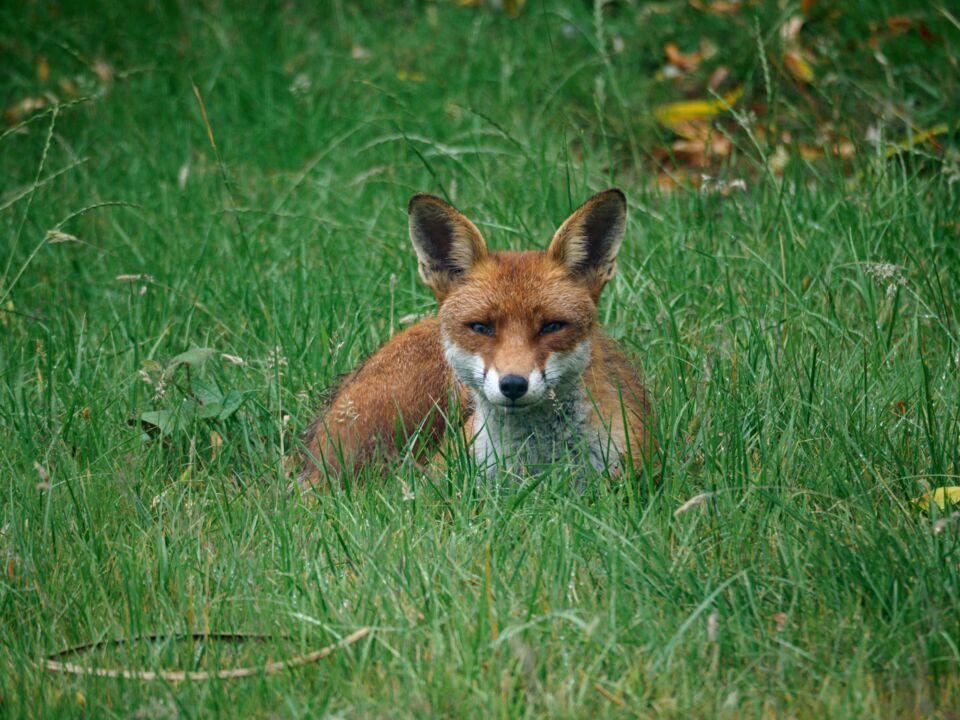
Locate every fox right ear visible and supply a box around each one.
[547,188,627,300]
[408,194,488,301]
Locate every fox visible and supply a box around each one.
[299,188,654,486]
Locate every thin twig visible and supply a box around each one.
[43,627,370,681]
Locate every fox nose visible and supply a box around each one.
[499,374,529,400]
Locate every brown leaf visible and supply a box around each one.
[780,16,805,44]
[93,60,114,84]
[210,431,223,461]
[886,15,912,34]
[690,0,742,14]
[36,55,50,83]
[707,66,729,91]
[784,50,814,83]
[672,135,731,166]
[3,96,46,126]
[58,77,78,98]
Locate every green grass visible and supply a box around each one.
[2,1,959,717]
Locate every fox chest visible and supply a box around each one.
[469,391,621,477]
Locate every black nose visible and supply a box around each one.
[499,374,528,400]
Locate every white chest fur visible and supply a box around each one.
[470,385,620,478]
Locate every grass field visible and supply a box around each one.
[2,1,960,717]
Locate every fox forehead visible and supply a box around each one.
[438,250,596,327]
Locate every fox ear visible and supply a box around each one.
[408,194,488,301]
[547,188,627,298]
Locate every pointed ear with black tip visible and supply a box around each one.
[408,194,489,301]
[546,188,627,300]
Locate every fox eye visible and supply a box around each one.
[467,322,495,337]
[539,321,568,335]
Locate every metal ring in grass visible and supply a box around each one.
[42,627,370,681]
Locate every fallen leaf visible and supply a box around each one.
[36,55,50,83]
[780,16,805,44]
[886,15,912,34]
[3,96,46,126]
[672,135,731,166]
[210,431,223,460]
[915,487,960,511]
[690,0,742,14]
[768,145,790,173]
[784,50,815,83]
[93,60,113,84]
[34,461,51,490]
[707,66,729,91]
[503,0,525,18]
[884,122,951,159]
[58,77,78,98]
[653,87,743,128]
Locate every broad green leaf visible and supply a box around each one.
[168,347,216,369]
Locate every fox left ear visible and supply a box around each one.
[408,194,488,302]
[547,188,627,299]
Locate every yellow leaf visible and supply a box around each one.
[784,51,814,83]
[884,122,950,159]
[653,87,743,128]
[210,430,223,461]
[915,487,960,511]
[36,55,50,83]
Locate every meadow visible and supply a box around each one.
[2,1,959,717]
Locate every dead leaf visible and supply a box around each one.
[58,77,78,98]
[210,431,223,461]
[780,16,805,44]
[886,15,912,34]
[3,96,46,126]
[665,40,716,73]
[772,612,788,632]
[784,50,815,83]
[768,145,790,173]
[653,87,743,128]
[36,56,50,83]
[690,0,742,14]
[34,461,51,490]
[884,122,951,159]
[93,60,113,84]
[503,0,525,18]
[707,66,729,91]
[915,487,960,511]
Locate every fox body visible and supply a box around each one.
[300,189,653,486]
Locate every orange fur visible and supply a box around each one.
[300,189,654,487]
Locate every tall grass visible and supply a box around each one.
[1,1,958,717]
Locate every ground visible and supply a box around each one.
[1,1,959,717]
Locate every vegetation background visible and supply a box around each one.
[2,0,959,716]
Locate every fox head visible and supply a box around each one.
[408,189,627,411]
